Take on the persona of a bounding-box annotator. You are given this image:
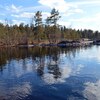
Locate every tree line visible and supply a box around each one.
[0,8,100,46]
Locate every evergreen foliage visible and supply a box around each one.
[0,8,100,46]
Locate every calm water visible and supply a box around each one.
[0,46,100,100]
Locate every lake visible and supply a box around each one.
[0,46,100,100]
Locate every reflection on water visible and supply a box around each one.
[0,82,31,100]
[42,66,71,84]
[84,80,100,100]
[0,46,100,100]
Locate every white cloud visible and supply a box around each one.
[72,0,100,6]
[42,12,50,19]
[38,0,84,29]
[62,12,74,17]
[68,12,100,31]
[72,12,100,23]
[38,0,78,13]
[83,80,100,100]
[12,20,26,25]
[62,8,83,17]
[6,4,22,13]
[0,19,22,25]
[70,16,98,23]
[11,11,50,23]
[0,19,10,25]
[1,1,100,31]
[22,6,48,12]
[58,21,72,27]
[73,8,83,13]
[38,0,65,11]
[95,13,100,19]
[5,4,48,14]
[0,20,5,23]
[12,12,35,18]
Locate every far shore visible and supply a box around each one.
[0,39,96,48]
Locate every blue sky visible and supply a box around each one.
[0,0,100,31]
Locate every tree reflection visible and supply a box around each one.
[0,46,84,75]
[37,57,45,76]
[47,53,61,79]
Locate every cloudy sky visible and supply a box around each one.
[0,0,100,31]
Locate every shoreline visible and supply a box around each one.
[0,39,98,48]
[0,42,94,48]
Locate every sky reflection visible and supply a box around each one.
[0,82,32,100]
[42,64,85,84]
[0,46,100,100]
[84,80,100,100]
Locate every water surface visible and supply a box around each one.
[0,46,100,100]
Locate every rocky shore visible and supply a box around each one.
[0,39,95,48]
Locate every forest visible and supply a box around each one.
[0,8,100,46]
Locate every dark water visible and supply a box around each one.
[0,46,100,100]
